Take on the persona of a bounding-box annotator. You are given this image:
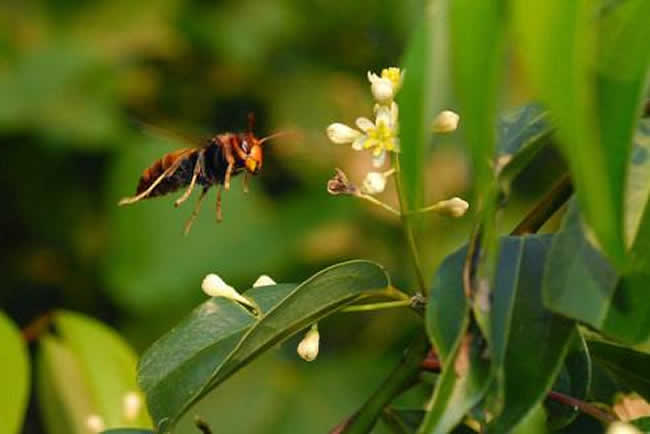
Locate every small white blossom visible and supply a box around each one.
[432,110,460,133]
[326,102,400,168]
[607,422,642,434]
[201,274,255,309]
[253,274,276,287]
[86,415,105,433]
[438,197,469,217]
[123,391,142,422]
[297,326,320,362]
[361,172,387,195]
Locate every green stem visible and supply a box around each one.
[357,193,401,215]
[392,156,427,295]
[341,300,412,312]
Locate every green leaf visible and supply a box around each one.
[487,236,577,433]
[512,0,626,266]
[137,260,390,432]
[588,340,650,401]
[398,0,448,211]
[37,337,97,434]
[0,312,30,434]
[55,311,152,428]
[496,104,553,194]
[102,431,155,434]
[543,194,650,344]
[546,332,592,430]
[631,417,650,431]
[422,245,491,434]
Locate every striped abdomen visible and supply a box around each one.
[135,148,198,198]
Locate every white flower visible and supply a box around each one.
[438,197,469,217]
[361,172,387,195]
[86,415,105,433]
[607,422,642,434]
[297,326,320,362]
[253,274,276,287]
[326,102,400,168]
[123,391,142,422]
[367,67,405,104]
[432,110,460,133]
[201,274,256,309]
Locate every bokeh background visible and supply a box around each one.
[0,1,564,432]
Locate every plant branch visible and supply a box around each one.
[341,300,412,313]
[331,332,430,434]
[392,155,427,295]
[547,391,617,424]
[511,174,573,236]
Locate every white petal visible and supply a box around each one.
[432,110,460,133]
[372,150,387,168]
[326,123,362,144]
[367,71,381,84]
[361,172,387,194]
[375,105,392,127]
[356,117,375,133]
[253,274,276,287]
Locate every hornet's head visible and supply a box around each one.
[242,134,263,175]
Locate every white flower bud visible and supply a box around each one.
[201,274,255,309]
[438,197,469,217]
[361,172,387,195]
[123,391,142,422]
[86,415,105,433]
[297,327,320,362]
[326,123,362,144]
[432,110,460,133]
[607,422,642,434]
[253,274,276,287]
[368,71,395,104]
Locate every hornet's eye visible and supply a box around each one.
[241,139,250,153]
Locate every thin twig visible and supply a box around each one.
[511,174,573,235]
[547,391,617,424]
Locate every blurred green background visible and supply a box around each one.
[0,1,561,433]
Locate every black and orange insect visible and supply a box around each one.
[118,114,285,234]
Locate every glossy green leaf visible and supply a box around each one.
[512,0,626,266]
[138,260,390,432]
[544,192,650,344]
[496,104,553,194]
[422,245,491,434]
[398,0,448,211]
[0,312,30,434]
[588,340,650,401]
[55,311,152,429]
[487,236,577,433]
[546,333,592,430]
[511,404,550,434]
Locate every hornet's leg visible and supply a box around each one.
[222,140,236,191]
[215,185,223,222]
[118,161,181,206]
[174,152,204,207]
[184,186,209,236]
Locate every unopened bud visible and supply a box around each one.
[438,197,469,217]
[326,123,362,144]
[201,274,255,309]
[432,110,460,133]
[123,391,142,422]
[86,415,105,433]
[253,274,276,288]
[368,72,395,104]
[361,172,387,195]
[297,327,320,362]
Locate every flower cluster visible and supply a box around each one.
[327,67,404,169]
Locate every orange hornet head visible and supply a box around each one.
[245,138,263,175]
